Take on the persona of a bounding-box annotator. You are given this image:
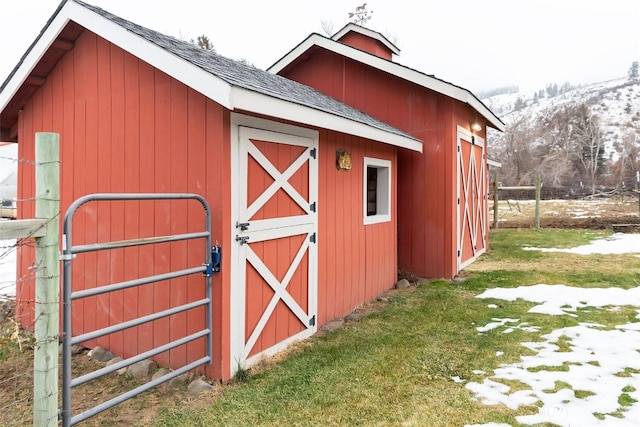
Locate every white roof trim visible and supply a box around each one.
[487,158,502,168]
[0,10,68,113]
[331,24,400,55]
[231,87,422,152]
[1,1,232,112]
[68,2,233,109]
[268,34,505,132]
[2,1,421,152]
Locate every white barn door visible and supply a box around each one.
[231,121,318,372]
[456,126,487,272]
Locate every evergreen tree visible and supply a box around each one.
[629,61,639,81]
[191,35,215,51]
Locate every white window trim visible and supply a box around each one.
[363,157,391,225]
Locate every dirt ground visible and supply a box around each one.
[0,330,204,426]
[1,197,638,426]
[491,197,640,229]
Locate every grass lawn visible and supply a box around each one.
[147,228,640,426]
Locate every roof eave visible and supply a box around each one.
[0,1,233,117]
[268,35,505,132]
[0,4,69,114]
[1,1,422,152]
[231,87,422,152]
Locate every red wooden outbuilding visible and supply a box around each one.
[269,23,505,279]
[0,1,422,380]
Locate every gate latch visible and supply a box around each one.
[236,221,250,231]
[236,235,250,245]
[204,245,222,276]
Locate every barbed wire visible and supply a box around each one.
[0,155,60,166]
[1,243,59,426]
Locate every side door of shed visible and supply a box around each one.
[456,126,487,272]
[231,122,318,372]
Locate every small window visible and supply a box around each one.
[363,157,391,225]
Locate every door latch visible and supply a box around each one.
[236,235,250,245]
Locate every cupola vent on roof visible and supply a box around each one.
[331,23,400,61]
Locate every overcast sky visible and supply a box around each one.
[0,0,639,94]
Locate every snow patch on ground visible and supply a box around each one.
[523,232,640,255]
[477,284,640,316]
[470,284,640,426]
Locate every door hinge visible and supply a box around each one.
[310,201,316,212]
[309,315,316,327]
[310,233,316,243]
[471,135,476,145]
[457,198,460,205]
[457,145,460,153]
[457,250,461,257]
[236,221,250,231]
[310,148,317,159]
[236,235,250,245]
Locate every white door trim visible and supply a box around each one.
[456,125,487,272]
[229,114,318,375]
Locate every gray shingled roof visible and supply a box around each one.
[71,0,417,142]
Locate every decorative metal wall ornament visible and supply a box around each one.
[336,149,352,171]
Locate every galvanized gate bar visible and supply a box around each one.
[61,193,213,426]
[70,231,210,254]
[72,330,211,387]
[71,266,207,300]
[71,356,210,426]
[71,298,210,345]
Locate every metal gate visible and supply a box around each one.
[60,193,217,426]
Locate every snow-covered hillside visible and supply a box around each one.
[484,77,640,159]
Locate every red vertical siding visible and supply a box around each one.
[337,32,393,60]
[15,30,230,378]
[137,59,156,355]
[317,131,397,325]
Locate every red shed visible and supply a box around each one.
[0,2,421,380]
[269,23,505,279]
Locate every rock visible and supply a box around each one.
[128,359,157,380]
[395,279,411,289]
[377,296,390,303]
[106,357,127,375]
[71,345,86,356]
[168,374,189,389]
[88,346,114,362]
[152,368,171,381]
[344,313,361,322]
[187,378,215,394]
[452,276,466,283]
[320,319,344,333]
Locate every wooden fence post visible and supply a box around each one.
[636,171,639,214]
[33,132,60,426]
[492,175,499,229]
[535,173,541,229]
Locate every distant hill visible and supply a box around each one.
[484,77,640,196]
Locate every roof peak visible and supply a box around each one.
[331,23,400,57]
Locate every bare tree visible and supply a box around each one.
[570,104,604,195]
[612,125,640,190]
[320,19,334,36]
